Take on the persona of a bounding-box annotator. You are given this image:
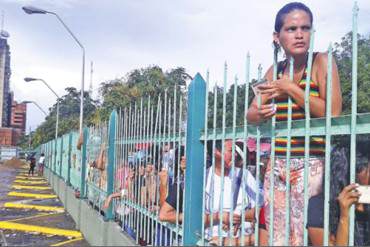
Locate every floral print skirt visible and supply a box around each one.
[263,157,324,246]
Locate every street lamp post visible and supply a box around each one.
[22,5,85,134]
[25,77,61,174]
[22,100,48,116]
[24,77,60,141]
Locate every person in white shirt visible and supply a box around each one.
[204,140,257,246]
[38,153,45,176]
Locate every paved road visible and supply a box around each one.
[0,161,89,246]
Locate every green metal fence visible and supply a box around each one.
[38,3,370,246]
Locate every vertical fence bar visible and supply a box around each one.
[256,64,263,246]
[323,44,333,246]
[176,94,183,245]
[154,97,162,247]
[244,53,251,246]
[128,104,134,232]
[135,100,141,244]
[159,91,167,246]
[105,110,117,221]
[122,107,129,230]
[201,71,209,245]
[67,132,72,185]
[349,3,359,245]
[303,28,315,245]
[148,101,153,246]
[59,137,63,177]
[145,97,150,243]
[269,47,278,247]
[167,97,171,246]
[230,75,238,245]
[219,62,227,246]
[210,81,218,243]
[80,127,89,198]
[183,73,206,245]
[284,57,294,245]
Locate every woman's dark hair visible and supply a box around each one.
[274,2,313,33]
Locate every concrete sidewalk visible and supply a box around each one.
[0,161,89,246]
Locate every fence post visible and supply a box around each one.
[67,133,72,185]
[183,73,206,245]
[105,110,117,221]
[59,137,63,177]
[53,139,57,174]
[80,127,89,198]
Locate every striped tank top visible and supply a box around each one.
[275,53,325,157]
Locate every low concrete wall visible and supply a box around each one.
[44,168,136,246]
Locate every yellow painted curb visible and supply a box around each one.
[6,213,51,222]
[4,203,64,212]
[0,221,82,238]
[51,237,84,246]
[13,180,47,185]
[12,185,51,190]
[15,176,45,180]
[8,192,57,199]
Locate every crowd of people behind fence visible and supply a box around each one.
[36,1,370,246]
[100,2,370,246]
[99,134,369,246]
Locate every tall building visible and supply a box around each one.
[11,99,27,133]
[0,31,11,128]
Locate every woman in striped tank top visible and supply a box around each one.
[247,2,342,246]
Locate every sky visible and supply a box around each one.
[1,0,370,133]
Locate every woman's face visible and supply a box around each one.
[274,10,312,57]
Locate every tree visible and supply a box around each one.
[94,66,190,133]
[22,87,98,148]
[334,32,370,114]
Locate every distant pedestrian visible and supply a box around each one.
[29,157,36,176]
[38,153,45,176]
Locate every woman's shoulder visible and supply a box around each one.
[313,51,336,69]
[264,64,275,81]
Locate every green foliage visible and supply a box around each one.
[94,66,190,134]
[334,32,370,114]
[207,81,255,129]
[22,87,97,148]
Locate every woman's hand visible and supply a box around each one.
[257,103,277,120]
[258,75,294,99]
[337,183,361,218]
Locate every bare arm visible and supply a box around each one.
[258,53,342,118]
[247,66,275,124]
[283,53,341,117]
[335,183,360,246]
[103,192,121,209]
[159,171,168,207]
[159,202,183,224]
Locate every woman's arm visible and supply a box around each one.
[103,192,121,209]
[247,66,275,124]
[335,183,361,246]
[284,53,341,117]
[159,170,168,207]
[259,53,342,118]
[159,202,183,224]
